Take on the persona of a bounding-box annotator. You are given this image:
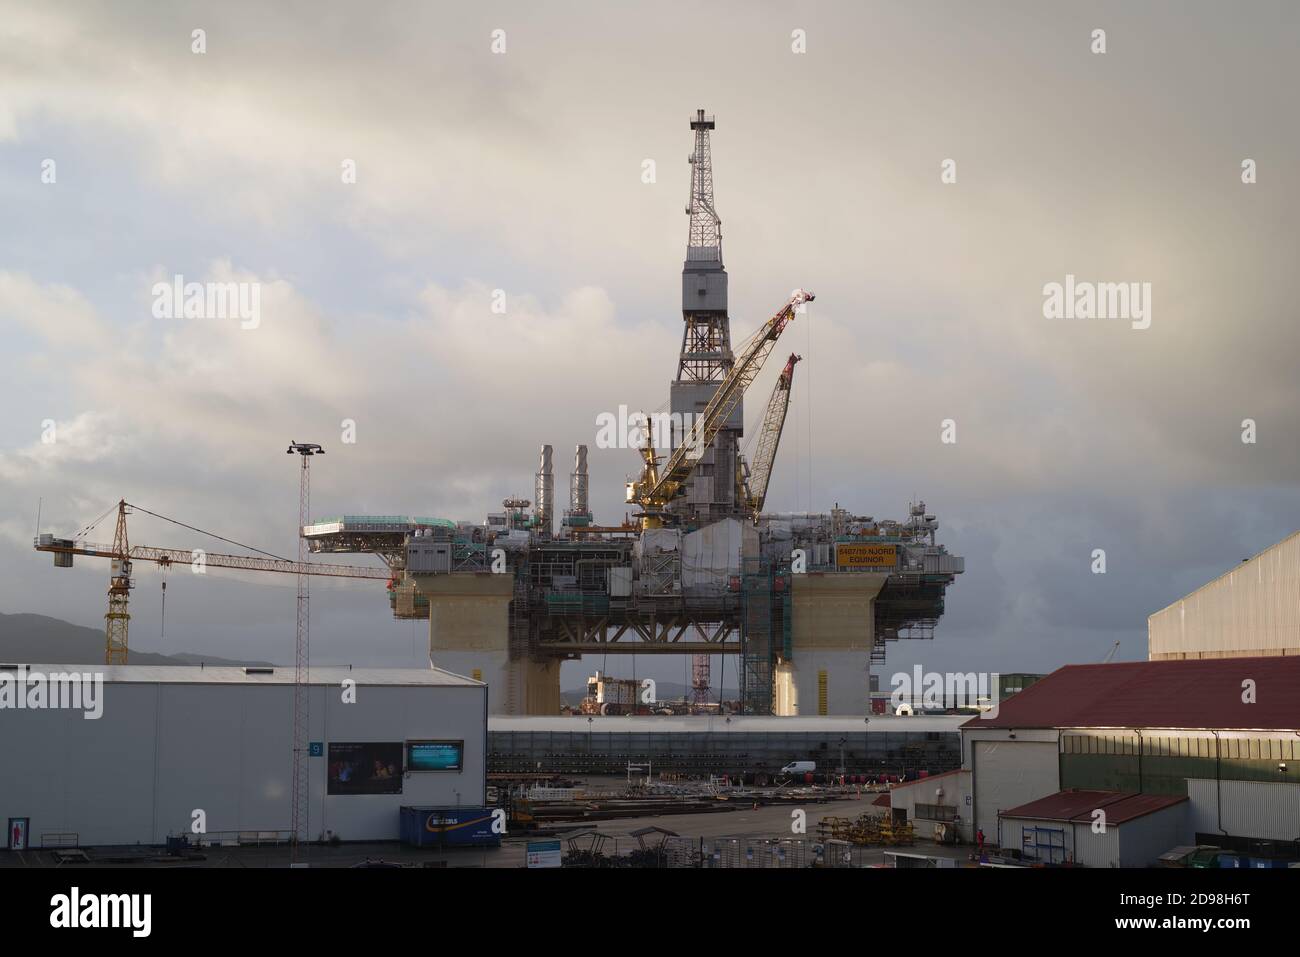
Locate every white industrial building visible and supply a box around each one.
[886,768,973,844]
[1148,529,1300,660]
[998,790,1188,868]
[0,664,486,849]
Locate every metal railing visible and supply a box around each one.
[40,832,80,848]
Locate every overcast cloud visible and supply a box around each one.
[1,1,1297,689]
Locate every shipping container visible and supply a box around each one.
[399,806,500,848]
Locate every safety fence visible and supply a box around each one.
[560,837,881,868]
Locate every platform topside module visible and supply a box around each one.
[303,110,963,716]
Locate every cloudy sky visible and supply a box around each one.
[1,1,1297,689]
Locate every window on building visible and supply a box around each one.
[915,803,957,822]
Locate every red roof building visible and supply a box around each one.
[998,790,1191,867]
[1000,789,1187,825]
[961,656,1300,731]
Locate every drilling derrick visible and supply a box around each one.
[672,109,739,526]
[677,109,735,703]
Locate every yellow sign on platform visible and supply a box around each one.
[836,543,897,568]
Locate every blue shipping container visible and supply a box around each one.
[399,806,501,848]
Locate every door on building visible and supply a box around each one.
[7,818,29,850]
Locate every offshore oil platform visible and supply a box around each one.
[303,110,964,716]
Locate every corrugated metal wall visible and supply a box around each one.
[975,740,1059,843]
[999,815,1074,863]
[1075,821,1120,868]
[1187,778,1300,841]
[1061,731,1300,791]
[1001,805,1187,868]
[1149,530,1300,658]
[1116,805,1189,867]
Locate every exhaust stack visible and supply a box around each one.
[570,444,589,517]
[562,444,592,535]
[534,444,554,538]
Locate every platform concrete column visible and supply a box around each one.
[521,659,562,716]
[773,660,798,716]
[414,574,564,716]
[788,572,888,715]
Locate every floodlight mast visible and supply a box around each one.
[286,440,324,863]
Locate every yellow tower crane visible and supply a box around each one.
[35,500,389,664]
[626,289,813,529]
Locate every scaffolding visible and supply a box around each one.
[775,562,792,662]
[738,557,793,715]
[740,560,771,714]
[505,561,530,715]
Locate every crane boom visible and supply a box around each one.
[34,539,389,579]
[35,499,389,664]
[744,352,801,517]
[627,289,813,528]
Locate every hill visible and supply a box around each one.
[0,613,274,667]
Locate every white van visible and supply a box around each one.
[781,761,816,774]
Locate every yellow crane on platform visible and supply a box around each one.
[626,289,813,529]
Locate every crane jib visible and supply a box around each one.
[633,291,811,518]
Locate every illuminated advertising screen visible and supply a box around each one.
[327,742,404,795]
[406,740,464,772]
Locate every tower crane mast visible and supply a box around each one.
[105,500,132,664]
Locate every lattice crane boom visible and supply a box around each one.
[744,352,801,517]
[35,539,389,580]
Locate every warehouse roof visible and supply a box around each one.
[960,657,1300,731]
[1,663,483,687]
[1149,528,1300,618]
[1001,790,1186,825]
[488,714,966,734]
